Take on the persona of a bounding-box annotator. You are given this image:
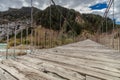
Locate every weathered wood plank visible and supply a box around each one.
[39,53,120,73]
[0,63,29,80]
[86,75,102,80]
[0,67,17,80]
[16,56,85,80]
[2,59,62,80]
[28,54,120,80]
[40,50,120,69]
[52,53,120,70]
[33,53,120,76]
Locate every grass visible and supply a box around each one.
[9,39,21,47]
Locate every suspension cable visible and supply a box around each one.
[104,0,113,18]
[51,0,78,39]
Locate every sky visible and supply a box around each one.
[0,0,119,24]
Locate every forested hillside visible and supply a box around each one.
[34,5,114,35]
[0,5,115,35]
[0,7,40,24]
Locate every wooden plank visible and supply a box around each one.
[28,54,120,80]
[0,68,17,80]
[41,53,120,73]
[34,49,120,73]
[0,63,29,80]
[56,46,118,53]
[52,48,118,57]
[32,54,120,77]
[16,56,85,80]
[48,50,120,64]
[86,75,101,80]
[53,53,120,69]
[2,59,62,80]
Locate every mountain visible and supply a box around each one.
[0,7,40,24]
[82,14,114,33]
[34,5,114,35]
[0,5,116,48]
[34,5,84,35]
[0,5,114,34]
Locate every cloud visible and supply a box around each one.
[0,0,23,11]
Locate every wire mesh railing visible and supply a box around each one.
[93,0,120,52]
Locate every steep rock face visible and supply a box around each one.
[75,13,84,24]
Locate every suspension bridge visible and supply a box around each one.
[0,0,120,80]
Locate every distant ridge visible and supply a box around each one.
[0,5,115,34]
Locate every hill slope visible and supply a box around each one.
[0,5,116,48]
[0,5,114,34]
[34,5,114,34]
[0,7,40,24]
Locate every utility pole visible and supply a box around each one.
[45,31,47,48]
[37,30,39,49]
[26,26,28,53]
[112,0,115,48]
[34,29,37,49]
[21,29,22,45]
[30,0,33,54]
[119,27,120,52]
[50,0,52,47]
[14,24,16,58]
[106,16,108,46]
[21,26,23,52]
[6,23,9,59]
[50,0,52,48]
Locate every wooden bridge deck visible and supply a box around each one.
[0,39,120,80]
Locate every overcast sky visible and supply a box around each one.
[0,0,119,24]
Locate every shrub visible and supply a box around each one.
[9,39,21,47]
[16,52,27,56]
